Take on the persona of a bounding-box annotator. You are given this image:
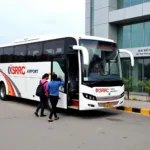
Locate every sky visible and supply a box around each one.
[0,0,85,44]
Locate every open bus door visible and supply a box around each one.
[51,57,67,109]
[66,52,79,110]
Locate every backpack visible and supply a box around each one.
[36,80,47,97]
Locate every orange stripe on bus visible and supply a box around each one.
[0,71,16,96]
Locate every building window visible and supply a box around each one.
[118,21,150,48]
[144,58,150,81]
[118,0,150,9]
[118,25,131,48]
[144,0,150,2]
[117,26,123,48]
[130,0,143,6]
[121,58,150,93]
[121,59,131,79]
[144,22,150,46]
[123,25,131,48]
[131,23,143,48]
[132,59,143,92]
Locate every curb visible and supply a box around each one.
[113,106,150,116]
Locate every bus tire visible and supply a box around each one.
[0,83,7,100]
[47,97,52,111]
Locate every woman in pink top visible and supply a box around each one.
[34,73,49,117]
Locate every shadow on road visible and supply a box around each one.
[4,96,123,119]
[60,109,122,119]
[6,96,38,107]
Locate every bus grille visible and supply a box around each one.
[96,92,124,101]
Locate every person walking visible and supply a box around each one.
[46,73,64,122]
[34,73,49,117]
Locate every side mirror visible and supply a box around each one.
[70,45,89,65]
[119,49,134,67]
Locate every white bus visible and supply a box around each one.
[0,35,134,110]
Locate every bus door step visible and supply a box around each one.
[68,106,79,109]
[68,99,79,109]
[72,99,79,107]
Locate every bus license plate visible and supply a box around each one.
[104,102,114,108]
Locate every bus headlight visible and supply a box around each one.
[120,92,124,98]
[83,93,97,101]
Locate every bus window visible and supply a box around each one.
[43,41,54,61]
[3,47,14,62]
[14,45,27,62]
[65,37,77,52]
[27,42,42,62]
[56,47,63,54]
[53,40,64,55]
[0,48,3,62]
[43,40,64,60]
[52,58,65,92]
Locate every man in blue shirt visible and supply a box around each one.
[46,73,64,122]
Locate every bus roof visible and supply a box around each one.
[0,35,115,48]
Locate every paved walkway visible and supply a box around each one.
[124,100,150,109]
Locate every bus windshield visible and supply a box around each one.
[79,39,122,82]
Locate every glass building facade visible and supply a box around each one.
[118,21,150,48]
[118,0,150,9]
[121,58,150,92]
[118,21,150,92]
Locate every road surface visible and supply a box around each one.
[0,98,150,150]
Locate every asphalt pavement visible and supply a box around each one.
[0,98,150,150]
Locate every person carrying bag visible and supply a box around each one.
[34,73,49,117]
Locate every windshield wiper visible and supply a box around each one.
[89,81,99,85]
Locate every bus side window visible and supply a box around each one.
[14,45,27,62]
[54,40,64,55]
[3,47,14,62]
[43,40,64,61]
[27,42,42,62]
[52,58,65,92]
[0,48,3,63]
[43,41,55,61]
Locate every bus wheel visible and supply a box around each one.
[47,97,52,111]
[0,83,7,100]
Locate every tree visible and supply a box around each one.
[138,80,150,101]
[123,77,136,100]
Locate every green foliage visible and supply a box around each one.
[137,80,150,101]
[138,80,150,94]
[123,77,137,99]
[123,77,132,91]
